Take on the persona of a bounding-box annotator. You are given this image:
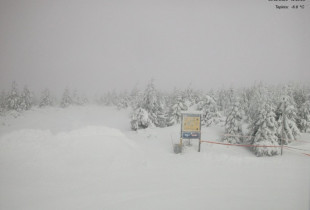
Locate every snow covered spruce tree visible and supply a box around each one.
[197,95,222,127]
[60,88,73,108]
[130,81,167,130]
[240,88,252,118]
[19,86,33,111]
[167,89,188,126]
[39,89,54,107]
[249,103,280,157]
[129,86,142,109]
[216,88,234,114]
[0,91,6,114]
[297,99,310,133]
[223,101,243,144]
[246,83,269,123]
[71,89,88,106]
[276,96,300,144]
[72,89,81,105]
[183,85,195,107]
[5,81,21,111]
[141,81,167,127]
[117,91,130,110]
[102,90,120,106]
[292,86,310,133]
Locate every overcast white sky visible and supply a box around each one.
[0,0,309,95]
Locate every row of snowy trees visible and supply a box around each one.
[125,81,310,157]
[127,82,308,129]
[1,81,309,157]
[0,82,34,113]
[222,84,310,156]
[0,82,89,113]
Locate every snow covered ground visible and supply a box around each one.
[0,106,309,210]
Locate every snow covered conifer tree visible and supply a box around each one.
[129,86,142,109]
[5,81,21,111]
[70,89,87,105]
[249,103,280,156]
[156,101,168,128]
[19,86,33,110]
[141,80,165,127]
[129,80,167,129]
[60,88,72,108]
[292,85,307,110]
[293,87,310,132]
[197,95,222,127]
[167,89,188,126]
[240,88,251,118]
[184,85,195,107]
[39,89,54,107]
[100,90,119,106]
[72,89,81,105]
[276,96,300,144]
[223,101,243,144]
[216,88,234,114]
[247,83,268,123]
[297,100,310,133]
[117,91,130,110]
[0,90,6,114]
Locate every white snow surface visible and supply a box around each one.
[0,106,309,210]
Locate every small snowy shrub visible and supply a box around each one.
[130,107,151,130]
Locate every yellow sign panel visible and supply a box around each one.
[183,116,200,132]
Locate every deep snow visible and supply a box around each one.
[0,106,309,210]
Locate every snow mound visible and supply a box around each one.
[0,126,145,209]
[0,126,139,168]
[1,107,309,210]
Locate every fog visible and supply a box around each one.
[0,0,309,95]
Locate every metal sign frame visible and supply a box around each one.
[180,113,202,152]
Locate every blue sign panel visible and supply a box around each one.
[182,132,201,139]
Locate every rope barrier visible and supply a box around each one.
[284,147,310,157]
[200,139,310,157]
[223,134,310,143]
[201,140,282,148]
[284,146,310,153]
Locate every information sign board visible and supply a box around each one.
[180,113,202,152]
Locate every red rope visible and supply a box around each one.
[284,147,310,157]
[200,140,310,156]
[201,140,282,148]
[223,134,310,143]
[284,146,310,152]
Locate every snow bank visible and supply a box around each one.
[0,126,140,169]
[0,125,142,210]
[0,106,309,210]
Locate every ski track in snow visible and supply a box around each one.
[0,106,309,210]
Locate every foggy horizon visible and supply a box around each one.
[1,0,309,95]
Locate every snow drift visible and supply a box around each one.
[0,106,309,210]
